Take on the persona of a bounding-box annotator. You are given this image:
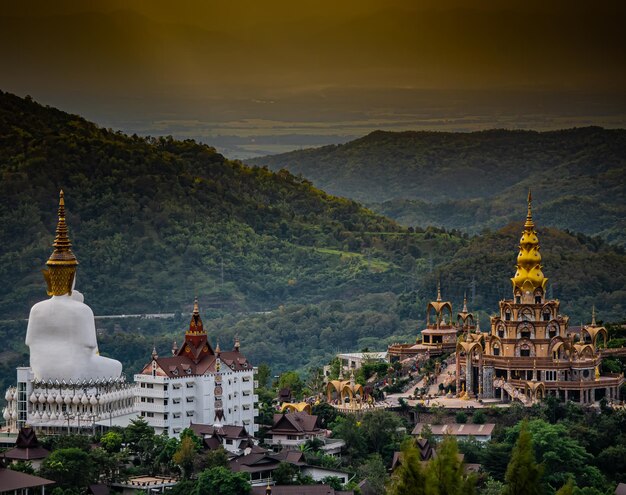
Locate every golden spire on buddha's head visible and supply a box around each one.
[511,190,548,295]
[43,190,78,296]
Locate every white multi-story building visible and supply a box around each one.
[134,300,258,437]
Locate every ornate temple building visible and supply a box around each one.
[134,299,258,437]
[388,286,474,362]
[456,193,624,404]
[2,192,134,433]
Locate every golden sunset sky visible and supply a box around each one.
[2,0,624,157]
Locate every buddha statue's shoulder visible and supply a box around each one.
[29,293,94,319]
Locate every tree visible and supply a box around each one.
[556,478,575,495]
[388,439,426,495]
[100,430,123,453]
[8,460,35,474]
[503,421,543,495]
[89,447,123,483]
[256,363,271,389]
[193,447,229,474]
[193,466,251,495]
[321,476,344,490]
[277,371,304,399]
[272,462,300,485]
[358,453,389,495]
[312,402,339,428]
[425,436,465,495]
[456,412,468,424]
[472,410,486,425]
[479,478,505,495]
[40,447,95,489]
[331,414,366,461]
[173,436,198,478]
[360,409,404,461]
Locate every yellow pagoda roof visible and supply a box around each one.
[511,191,548,294]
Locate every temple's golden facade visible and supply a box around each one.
[456,195,623,404]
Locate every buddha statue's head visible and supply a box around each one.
[42,190,78,296]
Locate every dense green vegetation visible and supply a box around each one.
[250,128,626,245]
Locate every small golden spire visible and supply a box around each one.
[436,281,442,302]
[151,345,158,360]
[43,190,79,296]
[215,339,221,354]
[266,480,272,495]
[591,305,596,326]
[524,189,534,231]
[462,292,468,313]
[171,340,178,356]
[193,296,199,316]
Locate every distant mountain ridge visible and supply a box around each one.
[249,128,626,244]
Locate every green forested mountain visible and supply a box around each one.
[0,92,624,391]
[249,128,626,245]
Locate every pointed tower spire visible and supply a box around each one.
[511,191,547,294]
[151,345,158,360]
[436,281,442,302]
[591,305,596,326]
[215,339,221,355]
[193,296,199,316]
[171,340,178,356]
[44,190,79,296]
[462,292,468,313]
[525,189,535,231]
[234,335,240,352]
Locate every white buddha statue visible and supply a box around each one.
[25,191,122,382]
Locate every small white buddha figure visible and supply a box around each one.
[25,191,122,382]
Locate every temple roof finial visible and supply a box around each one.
[511,191,547,294]
[193,296,199,316]
[215,339,221,355]
[525,189,534,231]
[462,292,468,313]
[151,345,158,360]
[437,281,442,302]
[591,305,596,326]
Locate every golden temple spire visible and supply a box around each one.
[43,190,79,296]
[462,292,468,313]
[436,281,442,302]
[511,191,548,295]
[524,189,535,231]
[193,296,199,316]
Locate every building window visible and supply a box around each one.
[173,413,181,419]
[146,412,154,418]
[186,397,194,403]
[147,398,154,403]
[186,411,194,417]
[164,413,168,420]
[141,397,146,402]
[164,399,168,406]
[146,384,154,389]
[140,383,145,388]
[520,345,531,357]
[535,295,542,304]
[173,384,181,390]
[505,310,511,321]
[186,383,194,388]
[226,439,233,445]
[493,344,500,356]
[173,398,181,404]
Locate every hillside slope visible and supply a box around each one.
[0,91,434,318]
[249,128,626,244]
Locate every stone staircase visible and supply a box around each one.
[493,378,531,405]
